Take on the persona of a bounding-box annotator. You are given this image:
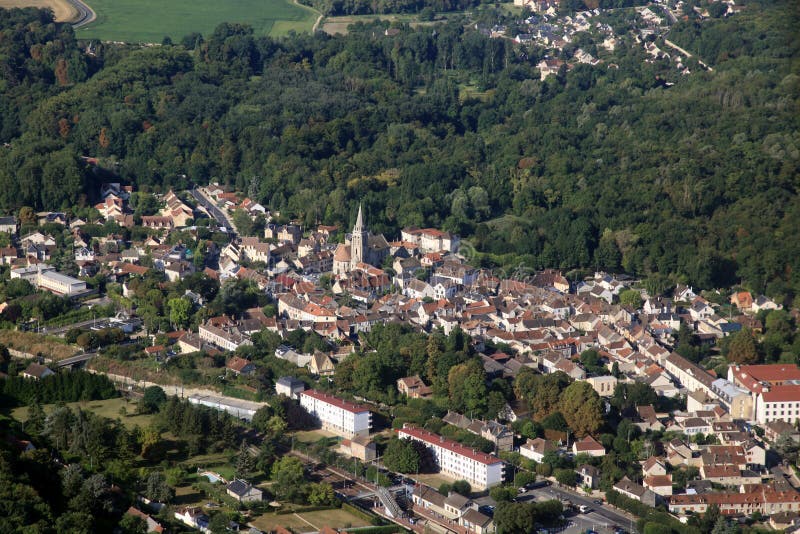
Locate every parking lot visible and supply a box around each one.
[516,485,636,534]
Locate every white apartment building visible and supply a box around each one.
[397,424,505,489]
[728,364,800,425]
[11,264,87,296]
[299,389,372,438]
[664,352,715,395]
[239,237,271,264]
[400,228,459,253]
[756,389,800,425]
[198,322,252,352]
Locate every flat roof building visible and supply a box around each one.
[187,394,265,421]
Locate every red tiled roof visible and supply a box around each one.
[761,385,800,403]
[574,435,605,451]
[644,474,672,487]
[301,389,370,414]
[398,425,504,466]
[226,356,252,372]
[670,489,800,506]
[737,364,800,383]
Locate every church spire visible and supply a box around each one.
[354,203,364,233]
[350,203,367,269]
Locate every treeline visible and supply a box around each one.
[0,370,118,406]
[300,0,483,16]
[0,2,798,298]
[156,396,238,454]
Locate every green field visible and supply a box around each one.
[10,397,155,430]
[77,0,320,43]
[251,508,370,532]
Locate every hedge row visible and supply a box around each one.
[342,502,384,526]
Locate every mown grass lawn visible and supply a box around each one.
[77,0,319,43]
[251,507,370,531]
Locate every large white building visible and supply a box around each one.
[188,394,265,421]
[400,227,459,254]
[299,389,372,438]
[11,264,87,296]
[728,364,800,425]
[198,322,252,352]
[397,424,505,490]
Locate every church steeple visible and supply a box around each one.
[354,204,364,233]
[350,203,367,268]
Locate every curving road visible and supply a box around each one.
[67,0,96,28]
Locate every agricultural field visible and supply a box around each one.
[320,11,462,35]
[0,0,77,21]
[75,0,320,43]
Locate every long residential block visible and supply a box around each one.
[397,424,505,490]
[299,389,372,438]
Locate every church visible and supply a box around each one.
[332,205,390,275]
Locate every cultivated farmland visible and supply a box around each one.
[76,0,319,42]
[0,0,77,22]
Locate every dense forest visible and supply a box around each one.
[0,1,798,299]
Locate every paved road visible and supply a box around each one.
[190,188,237,236]
[67,0,96,28]
[523,486,636,532]
[53,351,98,368]
[41,317,109,335]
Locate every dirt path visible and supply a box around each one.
[291,0,322,33]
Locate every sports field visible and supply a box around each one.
[75,0,319,43]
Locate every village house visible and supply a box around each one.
[573,435,606,457]
[338,435,377,462]
[226,356,256,376]
[519,437,558,463]
[226,479,262,502]
[643,474,673,497]
[174,507,210,533]
[397,375,433,399]
[308,351,336,377]
[275,376,305,399]
[141,216,173,229]
[668,487,800,517]
[576,464,601,489]
[401,227,459,254]
[614,477,657,507]
[125,507,164,533]
[21,363,55,380]
[198,318,252,352]
[0,216,17,233]
[585,375,617,397]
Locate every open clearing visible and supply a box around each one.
[321,12,459,35]
[9,397,155,430]
[0,0,77,21]
[251,508,370,532]
[75,0,319,43]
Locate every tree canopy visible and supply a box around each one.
[0,2,796,298]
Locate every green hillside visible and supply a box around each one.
[0,1,798,298]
